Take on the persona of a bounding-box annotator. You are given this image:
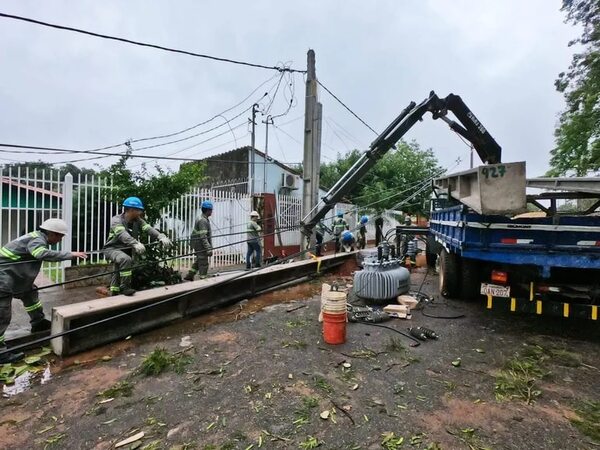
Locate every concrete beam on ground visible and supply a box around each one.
[51,252,355,356]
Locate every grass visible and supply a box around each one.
[570,400,600,444]
[313,376,334,394]
[139,348,193,376]
[97,381,133,398]
[494,354,547,404]
[293,396,320,427]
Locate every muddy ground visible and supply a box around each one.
[1,267,599,450]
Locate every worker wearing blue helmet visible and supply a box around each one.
[357,215,368,249]
[102,197,171,296]
[341,230,356,252]
[332,211,348,253]
[185,200,213,280]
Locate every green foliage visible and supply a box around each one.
[494,354,547,404]
[101,154,205,224]
[97,380,134,398]
[570,400,600,443]
[319,141,441,214]
[131,239,182,290]
[139,348,193,376]
[549,0,600,176]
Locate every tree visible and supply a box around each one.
[101,154,205,224]
[319,141,442,214]
[548,0,600,176]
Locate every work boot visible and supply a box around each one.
[183,272,195,281]
[0,350,24,364]
[31,318,51,333]
[122,288,136,296]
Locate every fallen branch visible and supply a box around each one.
[330,399,355,425]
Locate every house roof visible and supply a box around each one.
[202,146,302,176]
[1,177,62,198]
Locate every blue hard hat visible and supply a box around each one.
[342,230,353,242]
[337,212,343,218]
[360,215,369,224]
[123,196,144,210]
[201,200,213,210]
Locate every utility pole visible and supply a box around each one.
[249,103,259,195]
[301,49,322,251]
[262,115,273,194]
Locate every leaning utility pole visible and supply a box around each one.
[262,115,273,194]
[301,49,322,251]
[249,103,259,195]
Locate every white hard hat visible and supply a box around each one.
[250,211,260,218]
[40,218,68,235]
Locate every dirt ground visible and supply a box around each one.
[1,266,599,450]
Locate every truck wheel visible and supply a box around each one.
[439,249,460,298]
[425,235,438,268]
[460,258,481,301]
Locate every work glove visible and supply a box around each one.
[133,241,146,254]
[158,233,172,248]
[206,248,213,257]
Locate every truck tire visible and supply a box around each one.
[439,249,460,298]
[460,258,481,301]
[425,235,438,268]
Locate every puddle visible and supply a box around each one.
[2,364,52,397]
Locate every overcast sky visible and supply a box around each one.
[0,1,579,177]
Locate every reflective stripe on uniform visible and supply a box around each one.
[110,286,120,292]
[31,246,47,257]
[195,230,208,236]
[142,224,151,231]
[0,247,20,261]
[24,301,42,312]
[0,334,4,343]
[112,225,126,234]
[29,231,41,238]
[120,270,132,277]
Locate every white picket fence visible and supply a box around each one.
[0,167,405,283]
[158,188,253,271]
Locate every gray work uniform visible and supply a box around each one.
[0,231,72,347]
[246,220,262,269]
[189,214,212,276]
[332,217,348,252]
[102,214,160,294]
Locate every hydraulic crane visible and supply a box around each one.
[300,90,502,239]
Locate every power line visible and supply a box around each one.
[317,79,379,136]
[0,12,305,74]
[0,143,301,165]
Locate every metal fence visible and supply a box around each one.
[158,188,252,271]
[1,168,405,283]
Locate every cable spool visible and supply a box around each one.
[353,258,410,305]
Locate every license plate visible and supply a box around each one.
[480,283,510,297]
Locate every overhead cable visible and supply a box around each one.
[0,12,305,74]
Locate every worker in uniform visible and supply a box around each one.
[341,230,356,252]
[185,200,213,281]
[375,216,384,246]
[357,215,369,249]
[332,212,348,253]
[102,197,171,297]
[314,220,330,257]
[0,218,87,364]
[246,211,262,270]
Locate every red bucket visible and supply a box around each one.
[322,312,346,345]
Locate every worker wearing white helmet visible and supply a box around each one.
[0,218,87,364]
[246,211,262,270]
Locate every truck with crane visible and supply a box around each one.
[301,91,600,321]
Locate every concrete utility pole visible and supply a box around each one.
[262,115,273,194]
[301,49,322,251]
[249,103,259,195]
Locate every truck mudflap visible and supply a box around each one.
[485,295,598,321]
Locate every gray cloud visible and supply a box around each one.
[0,0,579,176]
